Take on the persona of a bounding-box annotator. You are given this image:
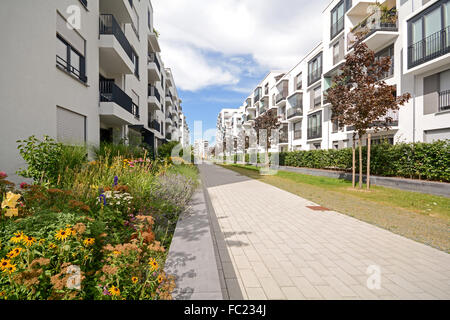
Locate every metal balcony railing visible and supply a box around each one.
[99,14,133,61]
[79,0,87,7]
[331,16,344,39]
[148,85,161,102]
[294,131,302,140]
[408,26,450,69]
[100,80,138,118]
[439,90,450,112]
[347,8,398,50]
[287,107,303,119]
[150,120,160,132]
[148,53,161,73]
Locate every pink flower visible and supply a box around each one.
[0,171,7,179]
[20,182,29,189]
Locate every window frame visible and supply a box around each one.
[56,33,87,83]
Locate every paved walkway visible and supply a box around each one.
[199,163,450,300]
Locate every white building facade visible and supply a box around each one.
[0,0,189,180]
[217,0,450,154]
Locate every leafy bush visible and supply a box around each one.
[157,141,180,160]
[278,140,450,182]
[16,136,63,184]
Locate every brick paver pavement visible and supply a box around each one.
[199,163,450,300]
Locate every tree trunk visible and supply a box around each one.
[367,133,371,190]
[358,137,363,189]
[352,140,356,188]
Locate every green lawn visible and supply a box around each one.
[221,164,450,252]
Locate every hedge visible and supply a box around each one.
[280,140,450,182]
[220,140,450,182]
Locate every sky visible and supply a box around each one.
[152,0,330,142]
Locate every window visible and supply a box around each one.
[56,34,86,82]
[294,121,302,140]
[330,1,345,39]
[312,86,322,108]
[132,49,139,79]
[295,73,302,90]
[308,53,322,86]
[408,0,450,68]
[307,111,322,140]
[56,107,86,144]
[264,83,269,95]
[375,44,395,79]
[148,10,152,30]
[56,13,86,82]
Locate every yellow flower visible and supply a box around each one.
[1,192,21,209]
[4,208,19,218]
[157,274,165,283]
[39,239,46,245]
[6,248,22,259]
[48,243,57,249]
[109,286,120,296]
[0,258,11,270]
[2,263,16,275]
[131,277,138,284]
[112,251,121,256]
[83,238,95,246]
[148,258,159,271]
[22,235,36,247]
[0,291,5,297]
[66,227,75,236]
[55,229,69,241]
[9,231,24,243]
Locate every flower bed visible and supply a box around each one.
[0,137,198,300]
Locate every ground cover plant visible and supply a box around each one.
[0,137,198,300]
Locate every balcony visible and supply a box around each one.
[408,26,450,70]
[148,85,161,111]
[99,80,138,125]
[149,119,161,133]
[347,8,398,52]
[276,82,289,106]
[287,107,303,121]
[99,14,134,75]
[313,96,322,109]
[148,29,161,53]
[165,92,173,106]
[439,90,450,112]
[294,130,302,140]
[99,0,133,24]
[165,133,172,141]
[279,125,289,144]
[148,53,161,82]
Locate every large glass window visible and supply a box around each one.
[408,0,450,68]
[308,53,322,86]
[307,111,322,140]
[331,1,345,39]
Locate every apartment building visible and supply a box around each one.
[0,0,189,181]
[217,0,449,154]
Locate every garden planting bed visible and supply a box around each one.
[0,137,198,300]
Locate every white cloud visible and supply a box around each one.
[152,0,329,91]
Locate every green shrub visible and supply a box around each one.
[271,140,450,182]
[157,141,180,159]
[17,135,64,184]
[93,142,150,162]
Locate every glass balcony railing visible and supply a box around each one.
[148,85,161,103]
[347,8,398,50]
[287,107,303,119]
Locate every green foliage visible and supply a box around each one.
[277,140,450,182]
[16,136,64,184]
[93,142,150,163]
[157,141,181,159]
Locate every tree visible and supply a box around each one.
[326,33,410,189]
[253,109,281,170]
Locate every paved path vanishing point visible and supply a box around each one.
[199,163,450,300]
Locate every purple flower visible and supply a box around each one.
[113,176,119,186]
[99,194,107,206]
[102,286,111,296]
